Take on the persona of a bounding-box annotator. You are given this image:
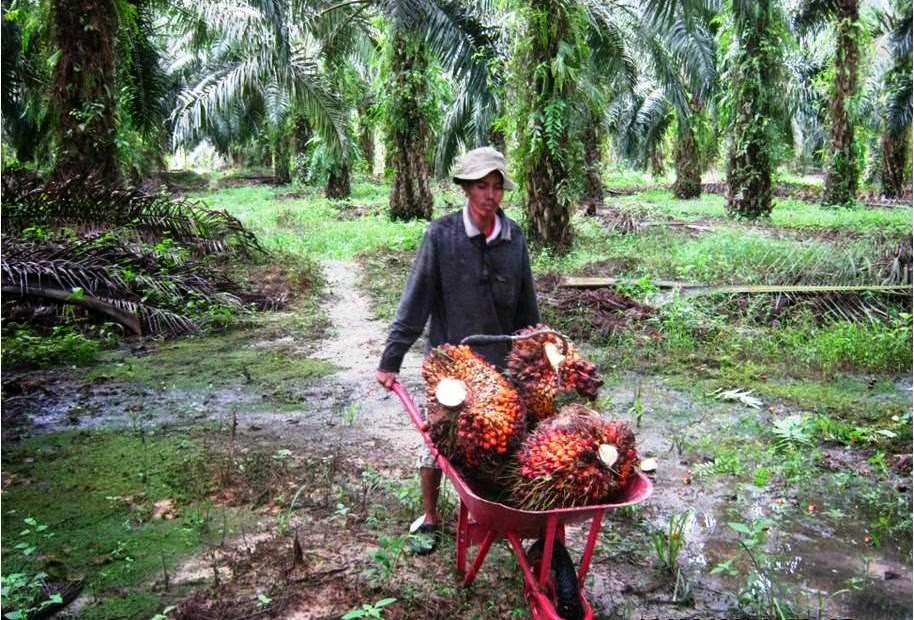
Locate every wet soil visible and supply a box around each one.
[2,259,911,619]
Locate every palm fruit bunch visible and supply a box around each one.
[505,324,603,422]
[510,404,639,510]
[421,344,526,472]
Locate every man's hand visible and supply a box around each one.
[376,370,398,390]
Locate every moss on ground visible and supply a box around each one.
[88,330,335,391]
[0,430,252,619]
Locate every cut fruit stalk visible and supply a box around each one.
[543,341,565,369]
[598,444,618,468]
[435,378,468,408]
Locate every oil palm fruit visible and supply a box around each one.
[506,325,603,421]
[510,404,638,510]
[422,344,526,471]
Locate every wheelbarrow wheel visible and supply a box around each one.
[526,539,584,620]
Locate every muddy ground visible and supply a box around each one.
[2,259,911,620]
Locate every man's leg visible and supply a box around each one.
[420,465,442,525]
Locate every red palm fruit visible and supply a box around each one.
[510,404,639,510]
[506,324,604,422]
[422,344,527,472]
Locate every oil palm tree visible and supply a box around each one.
[168,0,353,183]
[724,0,785,218]
[49,0,120,183]
[509,0,591,250]
[4,0,173,181]
[861,2,912,198]
[376,0,500,219]
[613,0,719,200]
[795,0,863,206]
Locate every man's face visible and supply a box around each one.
[463,171,505,222]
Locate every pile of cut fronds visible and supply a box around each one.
[1,170,280,351]
[664,234,912,326]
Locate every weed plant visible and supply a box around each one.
[1,323,102,368]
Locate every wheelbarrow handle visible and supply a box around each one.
[460,328,568,355]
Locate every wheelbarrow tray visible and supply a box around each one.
[391,382,652,619]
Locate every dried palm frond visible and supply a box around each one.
[595,206,640,234]
[4,235,247,303]
[0,285,196,336]
[1,172,263,256]
[1,235,252,336]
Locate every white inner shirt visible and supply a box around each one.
[462,204,502,243]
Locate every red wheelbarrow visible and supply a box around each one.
[391,382,652,620]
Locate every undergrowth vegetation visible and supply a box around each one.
[0,430,236,619]
[2,172,909,618]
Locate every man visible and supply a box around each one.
[375,146,540,554]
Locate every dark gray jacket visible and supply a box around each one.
[379,209,540,372]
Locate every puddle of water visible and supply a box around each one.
[592,373,912,618]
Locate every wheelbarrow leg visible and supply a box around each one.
[456,501,469,577]
[577,510,604,585]
[539,515,561,588]
[506,531,562,620]
[462,529,498,587]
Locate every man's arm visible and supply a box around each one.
[377,227,439,377]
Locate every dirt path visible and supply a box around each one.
[302,259,425,459]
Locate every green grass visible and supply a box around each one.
[532,213,891,285]
[0,431,249,619]
[193,177,469,260]
[613,190,911,235]
[603,168,672,189]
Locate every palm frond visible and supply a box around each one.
[1,173,263,255]
[793,0,840,34]
[118,2,171,139]
[171,56,267,147]
[168,0,266,46]
[289,54,351,157]
[435,89,473,177]
[889,1,912,58]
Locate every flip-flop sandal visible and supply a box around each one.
[408,523,441,555]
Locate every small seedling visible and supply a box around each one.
[342,597,397,619]
[653,511,693,603]
[629,381,645,428]
[342,403,359,426]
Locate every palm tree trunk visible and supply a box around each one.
[387,29,433,221]
[649,149,665,179]
[673,120,701,199]
[581,113,604,215]
[517,0,586,251]
[358,124,374,175]
[880,130,909,198]
[50,0,119,184]
[273,137,291,184]
[291,115,311,183]
[490,128,507,156]
[326,163,351,199]
[356,99,375,175]
[823,0,860,206]
[726,0,775,219]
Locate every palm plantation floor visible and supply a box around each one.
[2,252,911,619]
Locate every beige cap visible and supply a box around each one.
[451,146,515,190]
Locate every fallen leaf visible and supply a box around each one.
[709,387,764,409]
